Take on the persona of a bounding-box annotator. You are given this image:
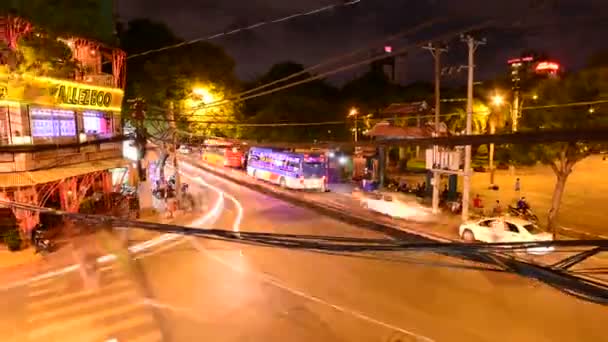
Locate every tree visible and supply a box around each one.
[120,19,240,139]
[243,61,341,142]
[341,66,402,116]
[519,67,608,233]
[444,100,491,134]
[1,0,116,44]
[13,33,79,77]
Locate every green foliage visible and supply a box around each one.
[520,67,608,160]
[1,0,116,44]
[243,61,342,142]
[444,100,491,134]
[4,227,22,251]
[587,49,608,69]
[341,67,402,115]
[517,67,608,229]
[14,33,79,77]
[121,19,240,139]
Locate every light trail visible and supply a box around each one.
[180,162,244,233]
[0,172,226,291]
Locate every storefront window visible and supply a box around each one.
[83,111,113,137]
[30,107,76,140]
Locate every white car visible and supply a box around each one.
[177,145,192,154]
[359,192,430,220]
[459,217,554,254]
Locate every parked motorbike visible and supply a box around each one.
[33,230,53,255]
[508,205,539,223]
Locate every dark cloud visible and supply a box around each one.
[118,0,608,82]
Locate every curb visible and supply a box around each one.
[182,157,453,244]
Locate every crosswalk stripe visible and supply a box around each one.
[27,268,126,300]
[27,301,155,339]
[27,289,141,323]
[27,279,135,310]
[24,261,163,342]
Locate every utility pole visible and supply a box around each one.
[354,112,358,143]
[168,101,181,203]
[461,35,485,221]
[512,91,520,132]
[423,43,447,214]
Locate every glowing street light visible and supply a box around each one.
[491,94,504,107]
[348,107,359,142]
[192,87,215,104]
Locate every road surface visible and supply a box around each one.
[0,161,606,342]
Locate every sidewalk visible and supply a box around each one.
[0,200,195,287]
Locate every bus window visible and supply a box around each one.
[302,161,325,178]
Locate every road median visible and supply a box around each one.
[181,155,458,244]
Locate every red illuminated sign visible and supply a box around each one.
[508,56,534,64]
[535,61,560,72]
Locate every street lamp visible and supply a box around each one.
[489,93,512,188]
[192,87,216,104]
[491,95,504,107]
[348,107,359,142]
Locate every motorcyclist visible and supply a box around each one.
[517,197,529,211]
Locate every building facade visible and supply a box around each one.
[0,15,129,233]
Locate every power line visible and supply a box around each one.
[145,118,346,127]
[184,20,494,114]
[125,0,363,60]
[523,100,608,111]
[238,17,445,98]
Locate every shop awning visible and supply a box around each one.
[0,158,130,188]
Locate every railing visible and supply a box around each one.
[77,73,115,87]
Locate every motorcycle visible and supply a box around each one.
[33,230,53,255]
[508,205,539,223]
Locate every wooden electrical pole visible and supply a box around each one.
[423,42,447,214]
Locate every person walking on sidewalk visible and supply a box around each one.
[514,178,521,192]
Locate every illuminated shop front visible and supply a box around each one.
[0,73,123,145]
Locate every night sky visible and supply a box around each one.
[118,0,608,83]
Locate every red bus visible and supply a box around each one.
[202,139,246,168]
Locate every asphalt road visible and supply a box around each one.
[139,163,608,342]
[1,162,607,342]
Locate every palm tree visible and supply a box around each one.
[446,101,490,135]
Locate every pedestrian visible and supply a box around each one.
[473,194,483,209]
[514,178,521,192]
[493,200,502,215]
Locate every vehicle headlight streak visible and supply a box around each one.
[179,162,244,233]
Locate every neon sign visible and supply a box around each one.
[508,56,534,64]
[535,61,559,72]
[0,72,124,112]
[55,85,113,108]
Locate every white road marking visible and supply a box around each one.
[28,289,140,321]
[134,237,187,260]
[28,280,135,310]
[28,307,154,340]
[0,173,226,291]
[182,165,435,342]
[189,238,434,342]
